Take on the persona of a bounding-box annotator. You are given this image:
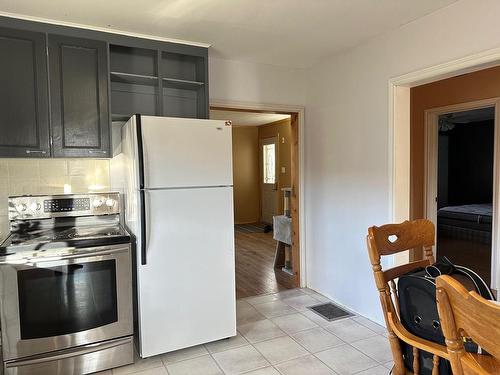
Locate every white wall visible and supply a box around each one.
[209,56,306,106]
[304,0,500,323]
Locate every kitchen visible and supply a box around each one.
[2,2,489,375]
[0,15,236,375]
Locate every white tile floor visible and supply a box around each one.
[105,288,393,375]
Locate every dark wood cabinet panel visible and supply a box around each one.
[0,27,50,157]
[49,35,110,157]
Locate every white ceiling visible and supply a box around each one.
[210,110,290,126]
[0,0,456,68]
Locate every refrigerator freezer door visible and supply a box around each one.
[140,116,233,189]
[138,187,236,357]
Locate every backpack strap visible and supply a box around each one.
[454,265,495,301]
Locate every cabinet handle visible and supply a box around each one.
[88,150,107,154]
[25,150,47,154]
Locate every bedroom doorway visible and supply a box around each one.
[426,101,499,285]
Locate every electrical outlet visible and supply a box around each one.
[281,167,286,173]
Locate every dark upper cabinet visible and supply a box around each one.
[0,17,209,158]
[49,34,110,157]
[0,27,50,157]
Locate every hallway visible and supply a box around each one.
[235,230,292,299]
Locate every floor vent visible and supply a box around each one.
[308,302,353,322]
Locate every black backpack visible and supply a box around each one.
[397,257,495,375]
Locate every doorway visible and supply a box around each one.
[210,107,301,298]
[430,106,495,284]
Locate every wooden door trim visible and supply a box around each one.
[424,98,500,288]
[210,100,305,288]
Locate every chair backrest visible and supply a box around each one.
[436,275,500,375]
[367,219,436,307]
[367,219,449,375]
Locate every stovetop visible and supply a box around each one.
[0,223,131,255]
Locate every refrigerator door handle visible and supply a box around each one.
[140,189,147,265]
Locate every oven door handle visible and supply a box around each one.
[0,246,129,265]
[4,337,132,368]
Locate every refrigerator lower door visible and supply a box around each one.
[137,186,236,357]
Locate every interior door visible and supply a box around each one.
[138,187,236,357]
[260,137,279,224]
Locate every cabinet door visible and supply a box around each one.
[49,35,110,157]
[0,27,50,157]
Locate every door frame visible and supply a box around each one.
[389,45,500,290]
[424,98,500,284]
[259,136,280,224]
[210,100,305,288]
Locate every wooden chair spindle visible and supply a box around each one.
[413,346,420,375]
[432,354,440,375]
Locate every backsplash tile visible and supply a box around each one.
[0,158,110,240]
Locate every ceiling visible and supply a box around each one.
[440,107,495,124]
[0,0,456,68]
[210,110,290,126]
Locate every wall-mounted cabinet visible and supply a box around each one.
[0,17,209,158]
[0,27,50,157]
[49,35,110,157]
[109,45,208,121]
[110,45,160,120]
[161,52,207,119]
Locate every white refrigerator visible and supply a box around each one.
[117,115,236,358]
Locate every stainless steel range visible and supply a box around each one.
[0,193,134,375]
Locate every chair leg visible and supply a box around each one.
[388,331,406,375]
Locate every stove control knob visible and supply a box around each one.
[92,199,103,208]
[29,202,41,211]
[105,199,115,207]
[17,203,27,212]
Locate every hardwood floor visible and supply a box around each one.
[235,229,292,299]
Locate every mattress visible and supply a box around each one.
[437,203,492,244]
[438,203,492,224]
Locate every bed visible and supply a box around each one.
[437,203,492,244]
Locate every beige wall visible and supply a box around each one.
[232,127,260,224]
[0,159,110,239]
[259,118,292,214]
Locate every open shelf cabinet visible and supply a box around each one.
[109,44,208,121]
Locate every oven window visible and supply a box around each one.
[17,260,118,339]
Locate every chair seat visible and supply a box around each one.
[464,353,500,374]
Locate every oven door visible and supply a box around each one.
[0,244,133,361]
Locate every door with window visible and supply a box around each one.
[260,137,279,224]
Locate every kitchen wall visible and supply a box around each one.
[232,126,260,224]
[259,118,292,215]
[411,65,500,220]
[304,0,500,324]
[0,159,110,239]
[209,56,307,106]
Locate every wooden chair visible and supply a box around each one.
[436,275,500,374]
[367,219,449,375]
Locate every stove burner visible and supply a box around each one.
[1,224,130,254]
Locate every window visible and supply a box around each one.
[263,143,276,184]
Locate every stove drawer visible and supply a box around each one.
[4,336,134,375]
